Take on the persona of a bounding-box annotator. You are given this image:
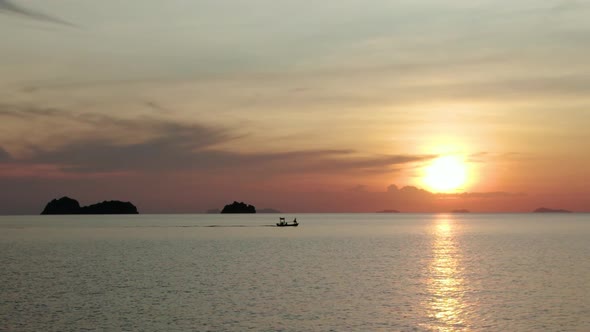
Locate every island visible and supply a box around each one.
[206,208,221,214]
[41,196,139,215]
[533,207,572,213]
[377,209,400,213]
[220,201,256,213]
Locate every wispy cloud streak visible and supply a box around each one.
[0,105,434,176]
[0,0,76,27]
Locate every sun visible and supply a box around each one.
[423,156,467,192]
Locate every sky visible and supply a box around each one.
[1,0,589,214]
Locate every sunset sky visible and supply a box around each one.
[1,0,589,214]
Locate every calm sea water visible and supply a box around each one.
[1,213,589,331]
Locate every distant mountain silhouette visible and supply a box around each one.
[41,196,138,215]
[533,207,571,213]
[258,208,281,213]
[206,208,221,214]
[377,209,400,213]
[451,209,470,213]
[221,201,256,213]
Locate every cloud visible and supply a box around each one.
[372,184,530,212]
[386,184,525,201]
[347,184,368,192]
[437,191,527,199]
[26,139,430,175]
[467,152,489,163]
[467,151,536,164]
[386,184,436,204]
[143,101,173,114]
[0,106,433,176]
[0,0,76,27]
[0,147,12,162]
[21,120,236,173]
[552,0,590,12]
[0,103,63,118]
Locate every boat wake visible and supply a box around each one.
[202,225,276,228]
[123,224,277,228]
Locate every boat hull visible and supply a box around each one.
[276,223,298,227]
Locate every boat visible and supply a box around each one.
[277,217,299,227]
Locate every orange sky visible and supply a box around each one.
[1,0,589,213]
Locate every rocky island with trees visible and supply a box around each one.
[220,201,257,213]
[41,197,139,215]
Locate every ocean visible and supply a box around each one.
[1,213,589,331]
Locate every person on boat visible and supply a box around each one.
[293,218,297,224]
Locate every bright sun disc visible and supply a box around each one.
[424,156,467,192]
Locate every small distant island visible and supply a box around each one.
[207,204,278,214]
[377,209,400,213]
[41,196,138,215]
[533,207,572,213]
[451,209,470,213]
[220,201,256,214]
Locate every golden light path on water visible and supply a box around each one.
[423,215,469,331]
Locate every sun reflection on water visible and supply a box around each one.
[424,215,468,331]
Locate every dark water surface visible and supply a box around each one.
[1,213,589,331]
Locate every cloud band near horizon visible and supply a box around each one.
[0,0,76,27]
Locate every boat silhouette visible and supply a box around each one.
[277,217,299,227]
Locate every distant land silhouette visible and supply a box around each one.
[206,208,221,214]
[451,209,470,213]
[533,207,572,213]
[220,201,256,214]
[41,197,138,215]
[377,209,400,213]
